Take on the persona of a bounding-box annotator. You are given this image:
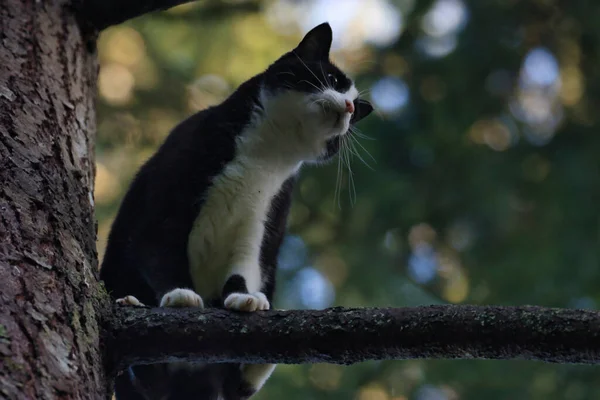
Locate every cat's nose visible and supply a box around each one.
[345,99,355,114]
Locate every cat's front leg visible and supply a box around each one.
[222,273,269,312]
[116,295,145,306]
[160,288,204,308]
[222,274,275,398]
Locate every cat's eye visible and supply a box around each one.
[327,73,338,87]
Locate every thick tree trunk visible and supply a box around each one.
[0,1,106,399]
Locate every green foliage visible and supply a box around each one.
[95,1,600,398]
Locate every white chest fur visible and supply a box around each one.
[186,82,356,299]
[187,155,294,299]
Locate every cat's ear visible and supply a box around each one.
[294,22,332,61]
[351,99,374,123]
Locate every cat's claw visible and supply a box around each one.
[224,292,270,312]
[116,295,145,307]
[160,288,204,308]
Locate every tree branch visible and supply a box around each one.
[79,0,194,31]
[78,0,262,31]
[104,305,600,373]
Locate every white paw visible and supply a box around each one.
[160,288,204,308]
[224,292,270,312]
[116,295,145,307]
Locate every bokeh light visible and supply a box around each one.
[521,47,560,88]
[510,46,564,145]
[294,267,335,309]
[408,243,438,284]
[418,0,468,58]
[270,0,404,50]
[278,235,308,271]
[371,76,410,115]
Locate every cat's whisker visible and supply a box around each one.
[333,136,347,210]
[344,137,357,205]
[277,71,296,77]
[348,132,376,167]
[338,135,356,206]
[370,106,385,119]
[310,98,328,106]
[338,137,346,209]
[336,138,347,209]
[344,135,359,157]
[293,51,326,90]
[310,98,328,113]
[347,135,375,171]
[334,141,343,210]
[349,126,375,141]
[319,62,332,91]
[300,79,324,93]
[352,131,375,141]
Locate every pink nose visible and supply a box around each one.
[345,99,355,114]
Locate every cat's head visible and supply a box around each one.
[256,22,373,163]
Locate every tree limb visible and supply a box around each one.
[78,0,262,31]
[104,305,600,373]
[79,0,195,31]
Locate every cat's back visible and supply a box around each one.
[110,105,241,228]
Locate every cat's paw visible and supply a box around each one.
[160,288,204,308]
[116,295,145,307]
[224,292,270,312]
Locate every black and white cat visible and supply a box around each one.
[100,22,373,400]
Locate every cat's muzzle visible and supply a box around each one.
[322,102,350,129]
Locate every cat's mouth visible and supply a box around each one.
[324,135,341,158]
[334,112,343,127]
[323,109,350,160]
[322,103,350,130]
[316,101,355,161]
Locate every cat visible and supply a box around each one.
[99,22,373,400]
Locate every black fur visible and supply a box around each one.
[101,22,372,400]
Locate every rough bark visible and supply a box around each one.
[106,305,600,373]
[0,1,107,399]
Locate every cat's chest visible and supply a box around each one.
[186,161,291,297]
